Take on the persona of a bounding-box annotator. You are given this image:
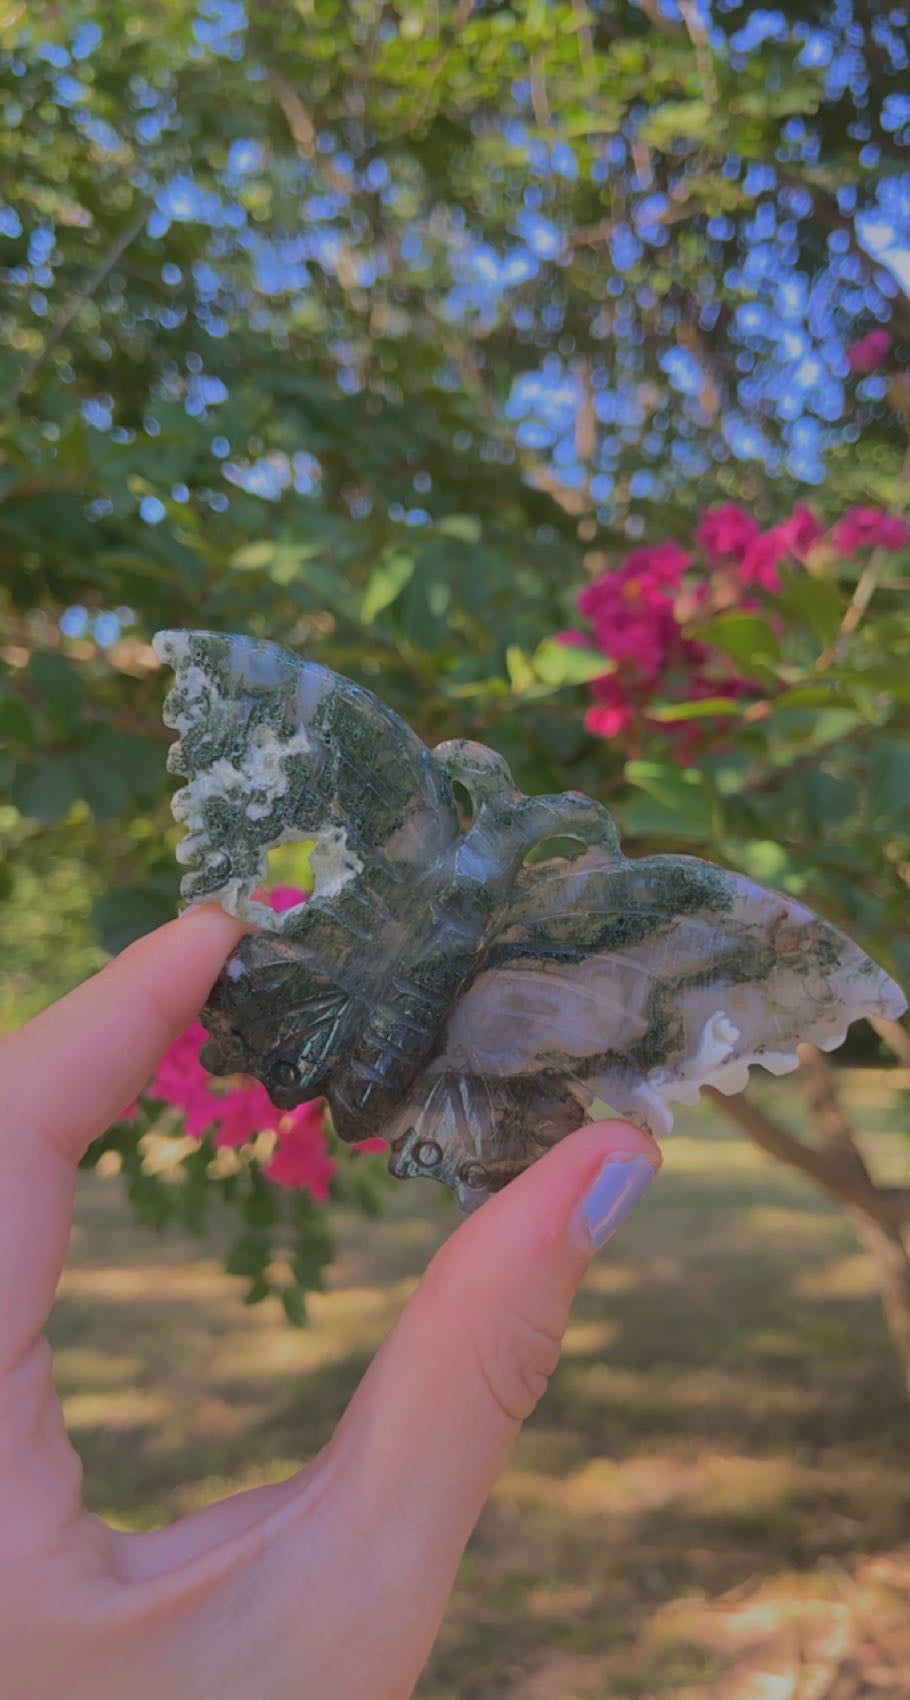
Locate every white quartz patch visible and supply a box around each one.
[308,825,364,899]
[160,662,212,735]
[172,723,312,826]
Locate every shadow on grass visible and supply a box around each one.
[49,1078,910,1698]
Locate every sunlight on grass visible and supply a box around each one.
[797,1252,881,1300]
[53,1347,144,1386]
[61,1263,234,1302]
[211,1281,411,1380]
[561,1320,621,1356]
[743,1205,848,1240]
[63,1390,171,1430]
[50,1082,910,1699]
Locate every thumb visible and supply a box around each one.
[328,1119,660,1611]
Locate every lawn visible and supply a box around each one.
[51,1072,910,1699]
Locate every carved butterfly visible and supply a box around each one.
[154,629,906,1211]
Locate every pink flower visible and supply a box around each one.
[209,1080,277,1148]
[738,527,787,592]
[696,504,759,566]
[579,570,679,682]
[584,679,633,741]
[147,1020,215,1128]
[352,1136,387,1153]
[584,703,630,740]
[832,508,908,555]
[569,499,910,759]
[143,886,336,1190]
[619,542,691,586]
[264,884,308,913]
[779,504,824,559]
[846,329,892,374]
[264,1108,336,1197]
[685,672,751,703]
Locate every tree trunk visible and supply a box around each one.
[799,1044,910,1393]
[708,1049,910,1394]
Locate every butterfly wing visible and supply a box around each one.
[154,629,459,1098]
[386,846,905,1208]
[154,628,458,920]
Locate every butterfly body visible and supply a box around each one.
[156,630,906,1210]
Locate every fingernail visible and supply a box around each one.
[578,1154,656,1251]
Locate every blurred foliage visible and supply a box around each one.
[1,1,909,1310]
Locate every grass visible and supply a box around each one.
[51,1072,910,1699]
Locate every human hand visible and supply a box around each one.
[0,907,660,1700]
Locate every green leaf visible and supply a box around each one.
[649,697,741,723]
[698,613,781,672]
[441,675,510,700]
[395,552,452,646]
[621,792,711,843]
[506,644,537,694]
[90,886,176,953]
[722,838,808,893]
[801,770,858,835]
[226,1229,271,1280]
[28,651,84,735]
[127,1170,172,1232]
[533,638,611,687]
[243,1177,278,1227]
[771,682,849,710]
[70,752,128,821]
[867,741,910,828]
[229,540,277,571]
[0,696,36,745]
[361,549,415,621]
[623,761,712,839]
[436,514,481,543]
[82,726,163,796]
[11,756,78,823]
[776,572,843,647]
[625,758,709,809]
[641,99,713,144]
[807,708,865,745]
[280,1285,308,1327]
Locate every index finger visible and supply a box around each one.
[0,904,247,1372]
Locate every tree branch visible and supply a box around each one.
[11,205,148,407]
[816,440,910,666]
[679,0,718,107]
[704,1081,910,1229]
[269,73,356,197]
[870,1016,910,1070]
[797,1043,910,1392]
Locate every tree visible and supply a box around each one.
[2,2,909,1348]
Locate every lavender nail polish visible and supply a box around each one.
[580,1155,655,1250]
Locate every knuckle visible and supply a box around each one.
[474,1309,564,1426]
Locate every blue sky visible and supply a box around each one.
[15,0,910,529]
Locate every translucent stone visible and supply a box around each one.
[156,629,906,1209]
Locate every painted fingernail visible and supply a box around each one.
[579,1154,656,1251]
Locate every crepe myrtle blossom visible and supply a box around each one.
[570,501,907,747]
[695,503,759,566]
[142,886,384,1194]
[832,508,908,555]
[846,329,892,374]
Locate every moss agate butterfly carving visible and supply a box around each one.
[155,629,906,1211]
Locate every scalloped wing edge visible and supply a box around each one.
[577,978,906,1140]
